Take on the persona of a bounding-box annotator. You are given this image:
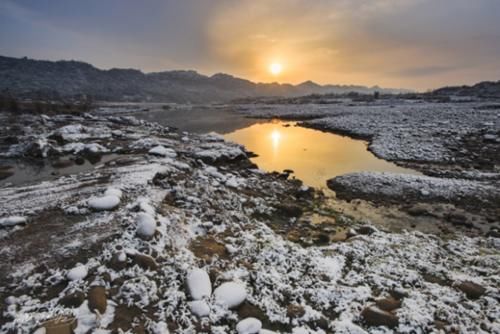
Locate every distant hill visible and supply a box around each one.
[0,55,407,103]
[432,81,500,98]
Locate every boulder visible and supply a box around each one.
[214,282,247,308]
[136,212,156,239]
[456,281,486,299]
[189,300,210,317]
[66,265,88,281]
[42,316,77,334]
[361,306,399,328]
[88,286,107,314]
[186,268,212,300]
[131,253,158,271]
[88,195,120,211]
[236,317,262,334]
[375,296,401,312]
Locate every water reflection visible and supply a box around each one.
[224,120,420,189]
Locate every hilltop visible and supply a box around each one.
[0,55,406,103]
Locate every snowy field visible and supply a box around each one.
[0,111,499,333]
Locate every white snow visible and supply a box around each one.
[186,268,212,300]
[136,212,157,238]
[104,187,123,199]
[151,321,170,334]
[0,216,27,227]
[189,300,210,317]
[236,317,262,334]
[148,145,177,158]
[214,282,247,308]
[88,195,121,211]
[67,264,88,281]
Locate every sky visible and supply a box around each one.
[1,0,499,91]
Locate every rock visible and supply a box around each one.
[189,300,210,317]
[88,195,120,211]
[151,321,170,334]
[42,316,77,334]
[276,204,303,218]
[314,233,330,244]
[486,229,500,238]
[108,252,127,271]
[88,286,107,314]
[456,281,486,299]
[483,134,497,142]
[0,216,27,228]
[149,145,177,158]
[356,225,378,235]
[59,291,85,308]
[186,268,212,300]
[236,317,262,334]
[287,304,306,318]
[361,306,399,328]
[407,204,430,216]
[104,187,123,198]
[136,212,156,239]
[131,253,158,271]
[375,296,401,311]
[214,282,247,308]
[66,265,88,281]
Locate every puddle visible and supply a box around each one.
[0,154,120,187]
[224,120,420,189]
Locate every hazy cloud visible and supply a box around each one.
[1,0,499,90]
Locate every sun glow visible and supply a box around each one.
[269,63,283,75]
[271,129,281,150]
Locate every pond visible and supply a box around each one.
[224,120,419,189]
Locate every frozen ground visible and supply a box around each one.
[0,111,499,333]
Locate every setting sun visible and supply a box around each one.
[269,63,283,75]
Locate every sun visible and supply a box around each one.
[269,63,283,75]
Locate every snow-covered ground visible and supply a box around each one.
[0,111,499,334]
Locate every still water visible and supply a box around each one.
[224,120,418,189]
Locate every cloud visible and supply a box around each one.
[1,0,500,90]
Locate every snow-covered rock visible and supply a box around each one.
[88,195,121,211]
[149,145,177,158]
[236,318,262,334]
[67,264,88,281]
[214,282,247,308]
[151,321,170,334]
[186,269,212,300]
[0,216,27,227]
[189,300,210,317]
[136,212,156,239]
[104,187,123,199]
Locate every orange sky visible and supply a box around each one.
[2,0,500,91]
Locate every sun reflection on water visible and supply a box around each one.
[270,129,281,150]
[224,121,419,189]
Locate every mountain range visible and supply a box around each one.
[0,55,409,103]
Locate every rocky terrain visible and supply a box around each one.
[0,56,405,103]
[236,99,500,232]
[1,109,498,333]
